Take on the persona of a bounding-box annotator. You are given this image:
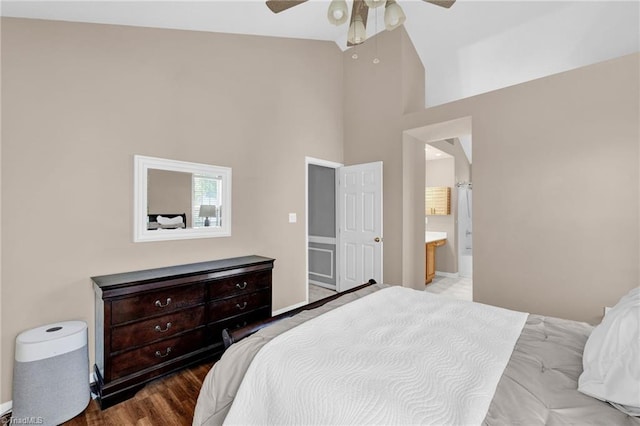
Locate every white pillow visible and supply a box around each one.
[578,287,640,416]
[157,215,184,225]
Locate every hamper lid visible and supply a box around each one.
[15,321,87,362]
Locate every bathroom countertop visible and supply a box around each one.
[425,231,447,243]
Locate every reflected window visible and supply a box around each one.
[193,175,222,227]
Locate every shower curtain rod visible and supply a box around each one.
[456,181,472,188]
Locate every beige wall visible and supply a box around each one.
[0,17,3,407]
[402,53,639,324]
[407,59,638,324]
[342,28,638,324]
[1,18,344,401]
[147,169,192,226]
[402,133,427,289]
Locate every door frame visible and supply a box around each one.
[402,116,472,291]
[305,156,343,304]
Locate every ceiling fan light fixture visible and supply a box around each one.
[327,0,349,25]
[384,0,406,31]
[347,16,367,45]
[364,0,386,9]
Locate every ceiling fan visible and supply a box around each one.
[266,0,455,46]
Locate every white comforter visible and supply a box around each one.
[223,286,527,425]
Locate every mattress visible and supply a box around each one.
[193,284,640,426]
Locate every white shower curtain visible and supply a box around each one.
[458,187,472,255]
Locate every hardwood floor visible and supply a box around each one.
[64,361,214,426]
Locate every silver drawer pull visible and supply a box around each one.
[155,347,172,358]
[155,298,172,308]
[236,282,248,290]
[236,301,248,310]
[154,322,172,333]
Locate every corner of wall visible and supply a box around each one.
[342,28,419,285]
[0,15,5,407]
[402,133,426,289]
[400,27,425,115]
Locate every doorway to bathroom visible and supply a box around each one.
[424,136,473,301]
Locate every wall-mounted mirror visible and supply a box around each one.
[134,155,231,242]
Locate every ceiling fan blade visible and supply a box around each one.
[265,0,308,14]
[346,0,369,47]
[423,0,456,8]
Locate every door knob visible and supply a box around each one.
[374,237,381,243]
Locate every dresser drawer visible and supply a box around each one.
[209,271,271,300]
[207,288,270,323]
[111,284,205,325]
[111,306,205,353]
[110,328,205,380]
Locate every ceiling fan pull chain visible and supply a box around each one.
[373,2,380,64]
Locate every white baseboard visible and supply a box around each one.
[1,400,12,416]
[272,300,308,316]
[435,271,459,278]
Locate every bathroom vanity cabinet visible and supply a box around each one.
[425,239,446,284]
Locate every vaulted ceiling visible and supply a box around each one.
[2,1,638,106]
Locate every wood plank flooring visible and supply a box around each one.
[64,361,214,426]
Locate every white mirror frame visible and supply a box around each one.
[134,155,232,242]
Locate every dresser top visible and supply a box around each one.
[91,255,274,289]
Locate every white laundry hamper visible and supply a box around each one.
[12,321,90,426]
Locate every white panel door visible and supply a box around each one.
[338,162,383,292]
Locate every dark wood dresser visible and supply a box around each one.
[92,255,274,408]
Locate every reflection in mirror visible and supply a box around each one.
[192,174,223,228]
[147,169,191,229]
[134,155,231,242]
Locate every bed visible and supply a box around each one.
[193,282,640,425]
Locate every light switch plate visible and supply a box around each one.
[288,213,297,223]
